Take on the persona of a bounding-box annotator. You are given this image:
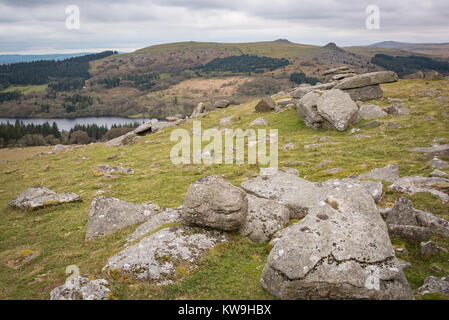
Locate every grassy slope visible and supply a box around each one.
[0,79,448,300]
[0,84,48,95]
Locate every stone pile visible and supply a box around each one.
[322,66,356,82]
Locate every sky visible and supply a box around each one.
[0,0,448,54]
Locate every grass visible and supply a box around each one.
[0,79,448,299]
[0,84,48,95]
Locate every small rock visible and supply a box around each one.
[429,169,448,178]
[421,241,448,258]
[359,104,387,120]
[282,142,294,151]
[384,104,409,116]
[50,276,110,300]
[255,96,275,112]
[8,187,81,211]
[418,276,449,297]
[427,157,449,169]
[358,164,400,183]
[249,117,268,126]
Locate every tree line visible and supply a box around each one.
[195,54,290,74]
[0,51,117,86]
[289,72,320,85]
[371,54,449,77]
[0,120,141,148]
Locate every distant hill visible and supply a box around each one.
[369,41,449,58]
[0,53,94,65]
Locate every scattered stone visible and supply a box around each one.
[214,99,231,109]
[182,175,248,231]
[411,144,449,157]
[85,196,158,240]
[52,144,69,151]
[384,105,409,116]
[353,134,371,139]
[387,122,402,129]
[255,96,275,112]
[249,117,268,126]
[430,169,448,178]
[8,186,81,211]
[359,104,387,120]
[166,114,183,122]
[276,98,294,108]
[241,171,322,219]
[103,226,227,285]
[280,167,299,176]
[358,164,400,183]
[261,182,413,300]
[50,276,110,300]
[325,168,343,174]
[282,142,294,151]
[125,207,182,245]
[304,142,339,149]
[389,176,449,204]
[387,98,406,103]
[421,241,448,258]
[418,276,449,296]
[388,224,432,243]
[427,157,449,169]
[239,195,291,244]
[219,115,234,126]
[318,160,332,168]
[105,131,136,147]
[93,164,134,177]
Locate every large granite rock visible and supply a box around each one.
[105,131,136,147]
[389,176,449,204]
[239,195,291,244]
[50,276,110,300]
[182,175,248,231]
[291,82,336,99]
[8,186,81,211]
[261,182,413,300]
[214,99,231,109]
[85,197,158,240]
[241,171,323,219]
[319,178,383,203]
[334,71,399,90]
[316,89,359,131]
[191,102,205,118]
[103,226,227,285]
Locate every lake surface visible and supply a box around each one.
[0,117,150,131]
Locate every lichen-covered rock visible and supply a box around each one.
[291,82,336,99]
[261,182,413,300]
[50,275,110,300]
[103,226,227,285]
[388,224,432,243]
[389,176,449,204]
[94,164,134,177]
[418,276,449,296]
[334,71,398,90]
[8,186,81,211]
[85,196,158,240]
[241,171,322,219]
[357,164,400,183]
[125,207,182,245]
[420,241,448,258]
[182,175,248,231]
[239,195,291,244]
[344,85,383,101]
[319,178,383,203]
[427,157,449,169]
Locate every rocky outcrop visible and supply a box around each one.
[8,186,81,211]
[85,197,158,240]
[322,66,356,83]
[241,170,322,219]
[335,71,399,90]
[344,85,383,101]
[410,144,449,158]
[239,195,291,244]
[254,96,275,112]
[291,82,336,99]
[260,182,413,300]
[389,176,449,204]
[249,117,268,126]
[182,175,248,231]
[296,89,359,131]
[103,226,227,285]
[50,276,110,300]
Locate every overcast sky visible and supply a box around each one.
[0,0,448,54]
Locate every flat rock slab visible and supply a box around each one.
[410,144,449,158]
[239,195,291,244]
[125,207,182,245]
[241,171,323,219]
[319,178,383,203]
[357,164,400,183]
[389,176,449,204]
[261,182,413,300]
[85,196,158,240]
[334,71,398,90]
[50,276,110,300]
[8,186,81,211]
[291,82,336,99]
[103,226,227,285]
